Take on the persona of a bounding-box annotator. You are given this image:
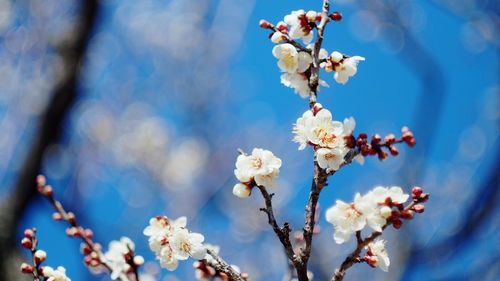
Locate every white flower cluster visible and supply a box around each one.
[144,216,206,271]
[104,237,144,280]
[42,266,71,281]
[293,105,359,172]
[325,186,409,245]
[233,148,282,198]
[273,43,313,98]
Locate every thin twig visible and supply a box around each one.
[256,186,300,267]
[206,249,245,281]
[309,0,331,108]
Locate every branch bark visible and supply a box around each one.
[206,249,246,281]
[0,1,99,280]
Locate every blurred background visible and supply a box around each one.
[0,0,498,280]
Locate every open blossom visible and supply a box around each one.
[325,186,411,243]
[365,239,390,272]
[104,237,140,280]
[144,216,206,271]
[272,44,312,73]
[42,266,71,281]
[234,148,281,189]
[293,107,352,171]
[281,72,311,98]
[322,51,365,84]
[284,9,314,44]
[325,194,370,244]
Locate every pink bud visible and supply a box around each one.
[21,237,32,249]
[259,19,271,29]
[36,175,46,187]
[24,229,35,239]
[20,263,33,274]
[412,186,423,198]
[412,204,425,213]
[52,212,62,221]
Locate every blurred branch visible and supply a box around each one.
[0,1,99,280]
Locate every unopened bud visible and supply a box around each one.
[34,250,47,264]
[389,146,399,156]
[67,212,76,224]
[52,212,62,221]
[36,175,46,187]
[380,206,392,219]
[412,204,425,213]
[330,11,342,21]
[412,186,423,198]
[133,255,145,266]
[392,219,403,229]
[21,237,32,249]
[401,210,414,220]
[259,19,271,29]
[24,229,35,239]
[371,134,381,144]
[43,185,53,197]
[20,263,33,274]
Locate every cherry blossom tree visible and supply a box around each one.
[18,1,429,281]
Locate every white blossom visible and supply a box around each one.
[42,266,71,281]
[104,237,138,280]
[316,147,348,172]
[170,228,206,261]
[272,44,299,73]
[234,148,281,188]
[325,194,370,244]
[366,239,390,272]
[280,72,311,98]
[366,186,409,205]
[334,55,365,85]
[144,216,205,272]
[292,108,350,154]
[284,10,313,44]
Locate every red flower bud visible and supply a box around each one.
[20,263,33,274]
[392,219,403,229]
[259,19,271,29]
[330,11,342,21]
[21,237,32,249]
[412,186,423,198]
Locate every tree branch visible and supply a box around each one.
[206,249,245,281]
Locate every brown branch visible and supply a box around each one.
[309,0,331,108]
[256,186,300,267]
[0,1,99,280]
[206,249,245,281]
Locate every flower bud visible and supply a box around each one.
[330,51,343,63]
[401,210,414,220]
[259,19,271,29]
[330,11,342,21]
[392,219,403,229]
[271,31,285,44]
[412,186,423,198]
[21,237,32,249]
[306,11,317,22]
[43,185,54,197]
[412,204,425,213]
[20,263,33,274]
[133,255,145,266]
[34,250,47,264]
[380,206,392,219]
[52,212,62,221]
[233,183,251,198]
[24,229,35,239]
[36,175,46,187]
